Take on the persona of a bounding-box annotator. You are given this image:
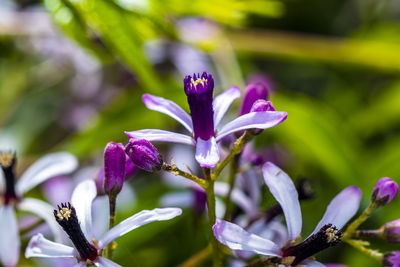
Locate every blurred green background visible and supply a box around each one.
[1,0,400,266]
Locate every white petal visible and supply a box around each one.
[301,260,326,267]
[213,86,241,129]
[216,111,287,142]
[142,94,193,133]
[311,186,362,235]
[19,198,64,243]
[0,205,20,267]
[262,162,302,241]
[25,233,75,258]
[95,257,121,267]
[16,152,78,195]
[125,129,195,146]
[98,208,182,249]
[74,263,86,267]
[195,137,220,168]
[212,219,281,256]
[159,192,194,208]
[71,180,97,239]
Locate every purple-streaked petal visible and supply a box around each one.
[311,186,362,235]
[95,256,121,267]
[0,205,19,267]
[25,233,75,258]
[302,260,326,267]
[98,208,182,249]
[213,86,241,129]
[214,182,258,218]
[159,192,194,208]
[216,111,287,142]
[16,152,78,196]
[195,137,220,168]
[142,94,193,133]
[19,198,64,243]
[125,129,195,146]
[262,162,301,241]
[71,180,97,239]
[212,219,281,256]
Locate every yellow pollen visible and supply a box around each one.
[57,207,72,220]
[325,227,339,243]
[0,153,14,167]
[191,78,207,89]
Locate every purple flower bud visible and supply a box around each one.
[383,219,400,243]
[104,142,126,195]
[372,177,399,206]
[125,138,163,172]
[250,100,276,112]
[240,83,268,115]
[383,251,400,267]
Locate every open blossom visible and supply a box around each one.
[0,151,77,267]
[25,180,182,267]
[125,72,287,168]
[213,162,362,266]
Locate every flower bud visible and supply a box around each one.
[240,83,268,115]
[125,138,163,172]
[383,219,400,243]
[372,177,398,206]
[104,142,126,195]
[250,100,276,112]
[383,251,400,267]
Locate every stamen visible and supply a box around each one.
[282,224,342,266]
[54,203,98,262]
[0,152,17,204]
[0,152,14,168]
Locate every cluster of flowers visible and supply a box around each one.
[0,72,399,267]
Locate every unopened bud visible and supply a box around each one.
[249,100,276,135]
[240,83,268,115]
[383,251,400,267]
[383,219,400,243]
[104,142,126,195]
[125,139,163,172]
[372,177,398,206]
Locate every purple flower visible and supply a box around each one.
[0,152,78,267]
[25,180,182,267]
[383,219,400,243]
[125,138,163,172]
[383,251,400,267]
[213,162,362,266]
[104,142,126,195]
[240,83,268,115]
[372,177,399,206]
[125,72,287,168]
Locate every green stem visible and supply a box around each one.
[162,162,207,188]
[223,154,241,220]
[178,245,212,267]
[345,239,383,261]
[204,168,220,267]
[352,229,383,239]
[343,202,378,240]
[106,193,117,259]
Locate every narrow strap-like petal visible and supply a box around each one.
[195,137,220,168]
[216,111,287,142]
[95,256,121,267]
[19,198,64,243]
[311,186,362,235]
[16,152,78,196]
[302,260,327,266]
[25,233,75,258]
[125,129,195,146]
[212,219,281,256]
[71,180,97,239]
[262,162,302,242]
[213,86,241,129]
[0,205,20,267]
[98,208,182,249]
[73,263,86,267]
[142,94,193,133]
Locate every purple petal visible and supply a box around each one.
[213,86,241,129]
[302,260,326,267]
[104,142,126,194]
[125,129,195,146]
[96,256,121,267]
[71,180,97,239]
[212,219,281,256]
[43,176,74,205]
[25,233,75,258]
[262,162,301,242]
[0,205,20,267]
[16,152,78,196]
[142,94,193,133]
[311,186,362,235]
[216,111,287,142]
[98,208,182,249]
[195,137,220,168]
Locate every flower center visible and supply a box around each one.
[282,224,342,266]
[0,152,18,205]
[54,203,98,262]
[184,72,215,140]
